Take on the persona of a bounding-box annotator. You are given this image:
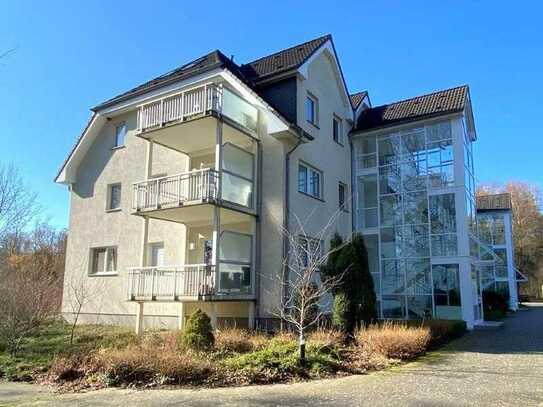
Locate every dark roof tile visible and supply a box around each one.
[93,50,243,111]
[350,91,368,109]
[477,193,512,212]
[356,85,468,131]
[239,34,331,81]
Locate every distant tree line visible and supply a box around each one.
[0,164,67,355]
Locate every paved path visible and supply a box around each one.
[2,303,543,406]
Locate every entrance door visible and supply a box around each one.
[149,242,165,267]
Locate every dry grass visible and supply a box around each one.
[356,322,431,360]
[44,322,442,390]
[307,328,344,352]
[214,328,268,354]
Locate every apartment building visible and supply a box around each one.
[56,34,513,331]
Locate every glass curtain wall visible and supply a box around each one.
[477,212,510,296]
[354,120,461,319]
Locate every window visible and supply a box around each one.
[149,242,165,267]
[306,93,318,125]
[333,115,343,144]
[339,182,347,210]
[107,183,122,211]
[357,174,378,229]
[429,193,457,256]
[90,247,117,275]
[298,236,323,267]
[298,163,322,199]
[114,122,127,148]
[355,135,377,169]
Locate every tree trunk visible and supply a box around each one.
[299,332,306,366]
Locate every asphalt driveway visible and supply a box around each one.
[2,303,543,406]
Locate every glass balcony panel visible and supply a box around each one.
[222,88,258,133]
[220,231,252,264]
[219,263,252,294]
[222,173,253,207]
[223,144,254,180]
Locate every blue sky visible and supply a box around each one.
[1,1,542,228]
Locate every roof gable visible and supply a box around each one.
[350,91,368,110]
[356,85,469,131]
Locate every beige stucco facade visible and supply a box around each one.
[59,44,355,331]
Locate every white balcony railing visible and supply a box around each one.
[132,168,219,211]
[137,83,258,134]
[128,264,216,300]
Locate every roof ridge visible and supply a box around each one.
[241,34,331,67]
[371,84,468,110]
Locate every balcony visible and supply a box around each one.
[128,265,216,301]
[128,262,254,302]
[137,83,258,137]
[132,165,255,222]
[133,168,220,212]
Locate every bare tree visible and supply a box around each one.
[270,208,350,364]
[0,164,39,244]
[0,225,64,355]
[65,270,103,345]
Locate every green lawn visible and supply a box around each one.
[0,322,136,380]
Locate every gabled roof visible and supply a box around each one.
[93,50,245,111]
[239,34,331,82]
[477,193,512,212]
[349,91,368,110]
[355,85,469,131]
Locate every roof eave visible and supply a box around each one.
[350,109,465,136]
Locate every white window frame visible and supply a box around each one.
[148,242,165,267]
[89,246,118,276]
[333,115,343,145]
[106,183,122,212]
[306,92,319,126]
[298,162,323,200]
[339,182,348,211]
[114,122,127,148]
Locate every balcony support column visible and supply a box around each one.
[215,121,223,200]
[212,205,221,293]
[139,138,153,268]
[145,139,154,179]
[210,303,218,329]
[178,302,185,331]
[140,216,149,267]
[135,302,144,335]
[248,302,255,330]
